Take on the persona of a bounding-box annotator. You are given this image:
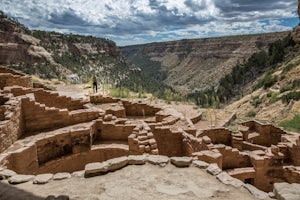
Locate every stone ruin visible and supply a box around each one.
[0,67,300,198]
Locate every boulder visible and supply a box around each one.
[84,162,109,177]
[243,184,268,200]
[9,174,35,184]
[128,155,146,165]
[274,182,300,200]
[206,163,222,176]
[147,155,169,167]
[216,172,244,188]
[192,160,209,169]
[53,172,71,180]
[33,173,53,184]
[0,169,17,179]
[107,157,128,171]
[72,170,85,177]
[170,157,192,167]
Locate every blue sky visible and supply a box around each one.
[0,0,298,46]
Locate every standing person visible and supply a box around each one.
[93,72,97,93]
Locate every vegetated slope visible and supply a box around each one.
[121,32,289,94]
[0,11,138,83]
[225,25,300,129]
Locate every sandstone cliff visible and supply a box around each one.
[0,11,136,82]
[121,32,289,93]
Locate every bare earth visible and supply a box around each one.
[0,164,258,200]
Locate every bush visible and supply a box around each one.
[110,87,131,98]
[246,110,257,117]
[279,115,300,132]
[281,91,300,103]
[251,96,263,108]
[280,84,293,93]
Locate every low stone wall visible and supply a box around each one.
[212,145,251,170]
[182,132,208,156]
[200,128,232,146]
[153,126,184,157]
[240,120,285,147]
[90,95,120,104]
[0,74,32,89]
[0,67,25,76]
[122,100,160,116]
[0,96,24,153]
[21,97,99,134]
[34,89,86,111]
[95,118,135,141]
[228,167,256,183]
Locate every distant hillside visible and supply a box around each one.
[225,25,300,128]
[121,32,289,94]
[0,11,138,83]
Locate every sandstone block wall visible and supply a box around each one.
[21,97,99,134]
[95,119,135,142]
[128,124,159,155]
[182,132,208,156]
[200,128,232,146]
[90,95,120,104]
[212,145,251,170]
[0,97,23,153]
[34,89,85,111]
[0,74,32,89]
[241,121,285,147]
[153,126,184,156]
[0,67,25,76]
[34,146,129,174]
[122,100,160,116]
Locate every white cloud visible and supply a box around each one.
[0,0,298,46]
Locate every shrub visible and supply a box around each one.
[281,91,300,103]
[251,96,263,108]
[246,110,257,117]
[279,115,300,132]
[280,84,293,93]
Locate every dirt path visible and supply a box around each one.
[1,164,258,200]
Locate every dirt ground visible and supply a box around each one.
[0,164,259,200]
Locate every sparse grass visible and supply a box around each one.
[267,91,279,103]
[110,87,131,98]
[281,91,300,103]
[280,84,293,93]
[279,115,300,132]
[251,96,263,108]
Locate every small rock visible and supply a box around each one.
[273,182,300,200]
[147,155,169,167]
[9,174,35,184]
[192,160,209,169]
[84,162,109,177]
[53,172,71,180]
[268,192,276,199]
[72,170,85,177]
[243,184,268,200]
[0,169,17,179]
[107,157,128,171]
[170,157,192,167]
[33,173,53,184]
[206,163,222,176]
[216,172,244,188]
[128,155,146,165]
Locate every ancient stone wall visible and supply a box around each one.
[0,74,32,89]
[90,95,120,104]
[34,89,86,111]
[122,100,160,116]
[212,145,251,170]
[200,128,232,146]
[21,97,99,134]
[241,121,285,147]
[153,126,184,156]
[95,119,135,141]
[35,147,129,174]
[0,96,23,153]
[0,67,25,76]
[182,132,208,156]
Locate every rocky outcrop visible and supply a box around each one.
[121,32,289,93]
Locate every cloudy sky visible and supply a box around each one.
[0,0,298,46]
